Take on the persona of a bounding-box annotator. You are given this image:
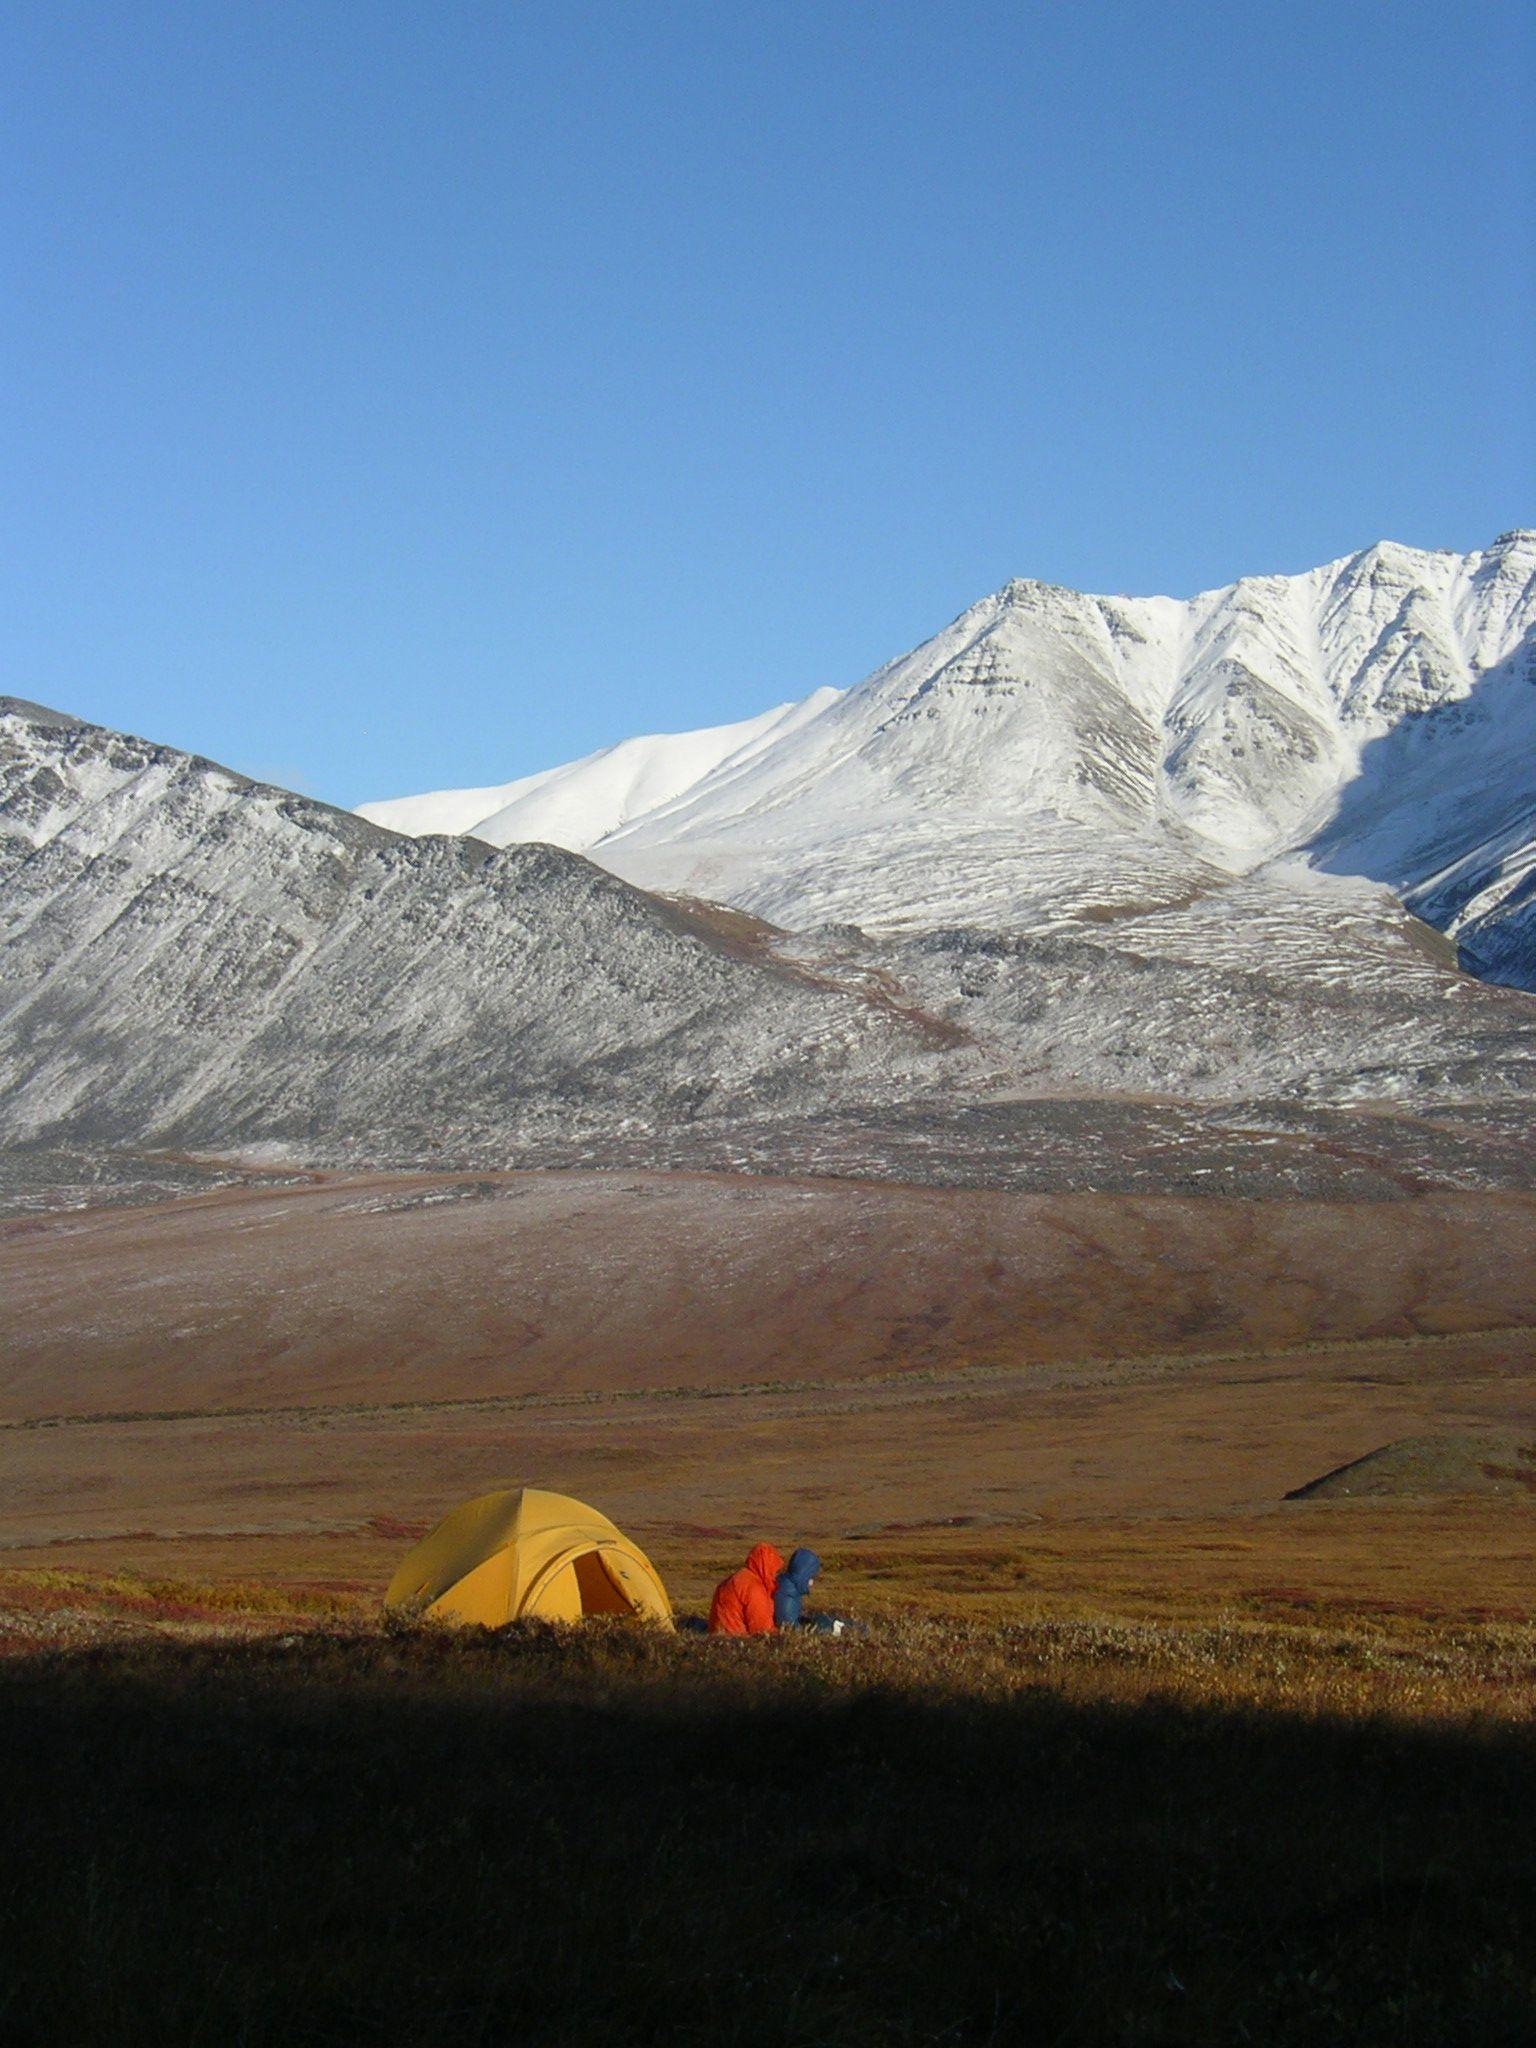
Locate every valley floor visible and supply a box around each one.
[2,1161,1533,1543]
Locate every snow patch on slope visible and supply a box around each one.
[358,689,842,851]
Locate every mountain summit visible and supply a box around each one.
[362,534,1536,987]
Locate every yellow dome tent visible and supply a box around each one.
[384,1487,673,1628]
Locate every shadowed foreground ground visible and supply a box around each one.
[1,1622,1533,2048]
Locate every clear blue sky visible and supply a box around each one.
[4,2,1532,805]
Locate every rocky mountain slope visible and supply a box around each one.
[0,698,949,1158]
[362,533,1536,990]
[5,691,1536,1184]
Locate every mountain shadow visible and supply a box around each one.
[1304,622,1536,991]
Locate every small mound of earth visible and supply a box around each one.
[1286,1433,1536,1502]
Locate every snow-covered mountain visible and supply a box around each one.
[362,534,1536,988]
[5,536,1535,1177]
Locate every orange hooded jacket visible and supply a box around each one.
[707,1544,785,1634]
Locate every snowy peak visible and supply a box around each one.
[854,584,1161,821]
[360,536,1536,985]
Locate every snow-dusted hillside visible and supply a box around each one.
[0,698,947,1157]
[362,534,1536,988]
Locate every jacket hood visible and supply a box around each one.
[781,1548,821,1592]
[746,1543,786,1590]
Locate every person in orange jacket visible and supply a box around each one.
[707,1542,785,1634]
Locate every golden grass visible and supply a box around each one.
[0,1567,371,1629]
[5,1515,1532,1729]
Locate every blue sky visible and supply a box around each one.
[4,2,1532,805]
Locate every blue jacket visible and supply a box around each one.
[774,1548,822,1629]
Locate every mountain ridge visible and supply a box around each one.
[0,696,949,1159]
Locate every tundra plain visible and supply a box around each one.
[3,1163,1533,1615]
